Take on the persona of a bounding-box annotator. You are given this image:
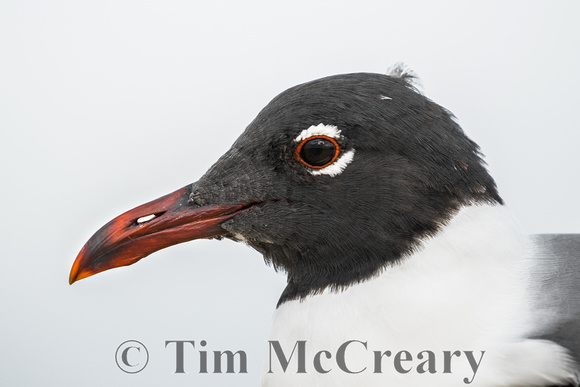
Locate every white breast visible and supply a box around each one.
[261,204,578,386]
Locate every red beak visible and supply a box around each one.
[69,186,251,284]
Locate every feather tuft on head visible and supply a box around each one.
[387,63,424,93]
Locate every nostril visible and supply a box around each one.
[137,214,156,224]
[135,212,166,225]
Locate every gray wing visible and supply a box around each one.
[531,234,580,363]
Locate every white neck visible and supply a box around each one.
[262,204,578,386]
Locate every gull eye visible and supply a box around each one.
[295,135,340,169]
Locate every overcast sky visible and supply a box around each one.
[1,1,579,386]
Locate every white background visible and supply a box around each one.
[1,1,579,385]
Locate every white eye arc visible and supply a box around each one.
[309,149,354,177]
[294,123,342,142]
[293,123,355,177]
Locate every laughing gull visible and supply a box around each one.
[70,68,580,386]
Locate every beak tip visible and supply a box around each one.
[69,257,83,285]
[69,270,77,285]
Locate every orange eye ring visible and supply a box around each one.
[295,135,341,169]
